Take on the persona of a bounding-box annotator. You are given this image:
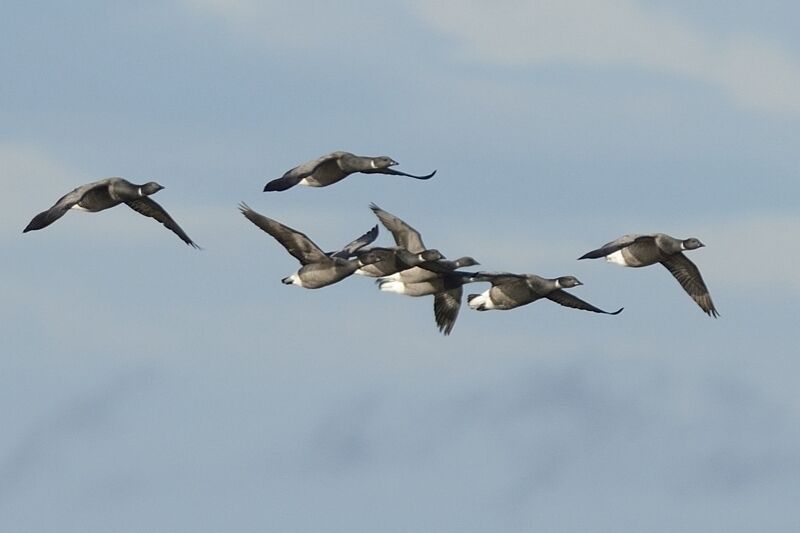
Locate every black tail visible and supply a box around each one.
[23,211,54,232]
[577,249,607,260]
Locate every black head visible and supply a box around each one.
[454,256,480,268]
[371,156,398,169]
[420,249,444,262]
[357,250,383,265]
[140,181,164,196]
[556,276,583,288]
[682,237,705,250]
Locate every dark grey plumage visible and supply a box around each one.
[466,273,623,315]
[377,271,481,335]
[368,203,481,334]
[326,225,379,258]
[368,202,478,279]
[238,203,381,289]
[264,151,436,192]
[579,233,718,317]
[356,247,444,277]
[23,177,199,248]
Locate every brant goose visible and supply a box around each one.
[467,273,623,314]
[355,247,444,277]
[378,271,480,335]
[578,233,718,317]
[264,151,436,192]
[238,203,381,289]
[23,178,199,248]
[368,202,478,282]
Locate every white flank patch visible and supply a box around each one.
[298,177,312,187]
[71,204,90,212]
[378,280,406,294]
[605,250,630,267]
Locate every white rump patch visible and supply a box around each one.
[605,250,630,267]
[378,279,405,294]
[284,273,305,287]
[468,289,494,310]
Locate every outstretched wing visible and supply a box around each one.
[23,179,110,232]
[362,167,436,180]
[369,203,426,252]
[545,289,623,315]
[126,197,200,248]
[239,202,327,265]
[433,286,463,336]
[329,225,379,258]
[660,253,718,317]
[264,152,345,192]
[578,234,650,260]
[467,271,526,285]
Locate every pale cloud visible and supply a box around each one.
[408,0,800,117]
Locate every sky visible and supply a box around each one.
[2,1,799,531]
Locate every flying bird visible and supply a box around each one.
[368,202,478,282]
[578,233,718,317]
[467,272,623,315]
[368,202,480,334]
[238,203,381,289]
[377,271,482,336]
[23,177,199,248]
[264,151,436,192]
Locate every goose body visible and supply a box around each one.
[467,273,623,315]
[23,177,199,248]
[239,203,381,289]
[579,233,718,317]
[264,151,435,192]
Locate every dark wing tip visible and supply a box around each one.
[578,249,603,260]
[608,307,624,315]
[418,169,436,180]
[264,178,292,192]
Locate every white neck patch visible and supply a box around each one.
[138,187,143,196]
[370,160,377,169]
[554,279,561,288]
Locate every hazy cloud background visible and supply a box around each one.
[2,1,799,531]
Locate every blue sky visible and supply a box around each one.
[2,1,799,531]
